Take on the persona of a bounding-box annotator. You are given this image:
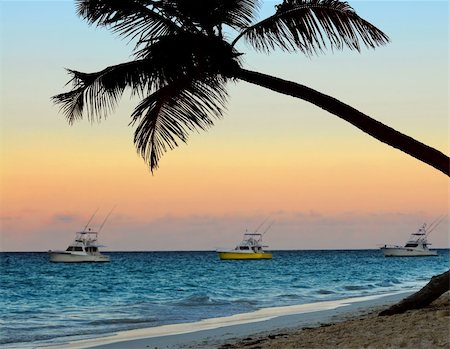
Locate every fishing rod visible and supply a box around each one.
[82,208,99,232]
[98,205,116,233]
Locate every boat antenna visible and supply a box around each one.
[254,217,270,233]
[98,205,116,233]
[262,220,275,236]
[83,208,99,232]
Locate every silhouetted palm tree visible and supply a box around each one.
[53,0,449,176]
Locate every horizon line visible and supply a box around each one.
[1,247,449,253]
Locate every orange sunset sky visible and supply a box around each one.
[0,1,448,251]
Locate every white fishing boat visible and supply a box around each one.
[380,219,442,257]
[48,209,112,263]
[217,221,274,260]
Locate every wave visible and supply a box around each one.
[233,298,259,306]
[375,278,402,287]
[316,289,337,295]
[342,285,369,291]
[0,330,104,346]
[281,293,304,299]
[88,318,157,326]
[173,294,230,307]
[0,321,146,346]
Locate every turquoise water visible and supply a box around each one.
[1,250,449,348]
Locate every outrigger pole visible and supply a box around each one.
[262,221,275,236]
[425,216,445,237]
[253,217,270,233]
[98,205,116,233]
[83,208,99,232]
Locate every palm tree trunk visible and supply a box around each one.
[379,270,449,316]
[232,67,450,177]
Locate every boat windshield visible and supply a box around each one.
[66,246,83,251]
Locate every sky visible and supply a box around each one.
[0,1,448,251]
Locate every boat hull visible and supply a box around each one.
[48,251,110,263]
[217,251,272,260]
[380,247,438,257]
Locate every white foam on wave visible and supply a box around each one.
[39,292,401,349]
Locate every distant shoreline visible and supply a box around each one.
[38,291,413,349]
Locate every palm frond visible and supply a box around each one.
[237,0,389,54]
[52,87,86,124]
[216,0,261,30]
[76,0,180,44]
[131,77,228,171]
[165,0,261,31]
[52,60,151,124]
[134,32,242,79]
[53,31,240,129]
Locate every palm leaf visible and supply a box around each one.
[131,77,228,171]
[237,0,389,54]
[53,31,240,127]
[76,0,180,44]
[165,0,261,31]
[215,0,261,30]
[52,60,151,124]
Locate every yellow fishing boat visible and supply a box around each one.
[217,232,272,260]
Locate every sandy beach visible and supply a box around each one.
[216,292,450,349]
[39,291,449,349]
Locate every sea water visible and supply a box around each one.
[1,250,449,348]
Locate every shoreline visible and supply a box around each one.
[220,291,450,349]
[38,291,415,349]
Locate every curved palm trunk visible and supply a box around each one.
[232,67,449,177]
[379,269,449,316]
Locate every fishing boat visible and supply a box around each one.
[217,221,274,260]
[48,209,112,263]
[217,232,272,260]
[380,219,442,257]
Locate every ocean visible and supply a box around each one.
[1,250,449,348]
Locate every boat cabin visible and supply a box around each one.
[63,230,103,254]
[235,233,268,253]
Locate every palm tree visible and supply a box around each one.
[53,0,449,314]
[53,0,449,177]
